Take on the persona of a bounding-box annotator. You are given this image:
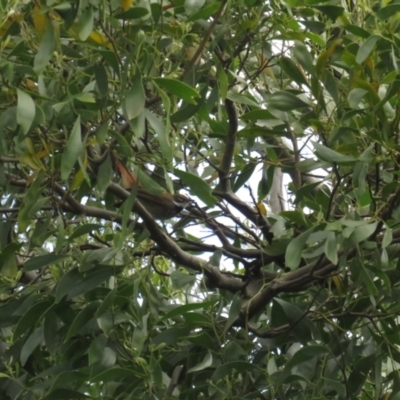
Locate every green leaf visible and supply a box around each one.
[322,70,339,103]
[268,91,309,111]
[173,169,217,207]
[349,222,378,245]
[89,335,108,365]
[313,142,357,164]
[17,90,36,135]
[134,168,166,195]
[97,155,113,193]
[65,301,100,342]
[279,56,309,86]
[187,351,213,373]
[77,6,93,41]
[238,127,288,138]
[356,35,380,64]
[275,298,318,342]
[162,300,218,320]
[34,19,55,72]
[21,326,43,365]
[23,253,69,271]
[61,116,83,180]
[95,289,117,318]
[17,171,46,232]
[42,389,91,400]
[217,60,228,101]
[0,242,21,277]
[91,367,135,382]
[212,362,258,382]
[44,313,58,355]
[224,293,242,334]
[355,256,378,296]
[94,347,116,367]
[240,109,277,120]
[14,299,54,338]
[324,232,338,264]
[376,4,400,20]
[285,226,317,269]
[145,110,172,162]
[382,226,393,248]
[75,93,95,103]
[170,271,196,289]
[50,371,88,391]
[233,162,257,192]
[208,250,222,267]
[55,267,115,302]
[313,5,344,20]
[153,78,200,104]
[227,92,260,107]
[123,73,145,120]
[171,101,203,123]
[284,345,329,372]
[94,65,109,97]
[293,41,315,75]
[187,2,221,21]
[345,25,370,39]
[80,247,117,272]
[348,88,367,108]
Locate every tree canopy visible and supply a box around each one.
[1,0,400,398]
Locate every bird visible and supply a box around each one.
[114,160,191,220]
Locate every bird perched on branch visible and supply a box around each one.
[114,159,191,220]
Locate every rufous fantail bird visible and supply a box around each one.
[115,160,191,220]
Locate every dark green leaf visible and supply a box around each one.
[285,226,318,269]
[376,4,400,20]
[293,42,315,75]
[173,169,217,207]
[23,253,69,271]
[240,109,277,120]
[153,78,200,104]
[14,299,54,338]
[55,267,115,302]
[65,301,100,341]
[91,367,136,382]
[279,56,309,86]
[313,5,344,20]
[224,293,242,334]
[21,326,44,365]
[268,91,309,111]
[162,300,217,320]
[212,362,259,382]
[187,3,221,21]
[42,389,91,400]
[356,35,380,64]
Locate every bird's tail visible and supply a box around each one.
[114,159,138,190]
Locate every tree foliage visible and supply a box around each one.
[1,0,400,398]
